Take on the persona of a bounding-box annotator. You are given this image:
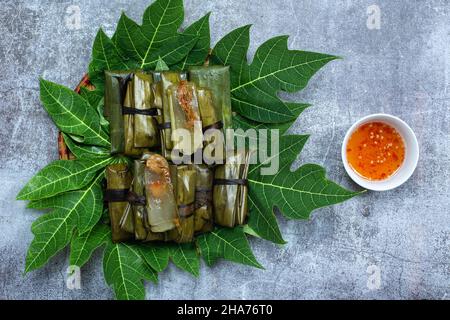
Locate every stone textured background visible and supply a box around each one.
[0,0,449,300]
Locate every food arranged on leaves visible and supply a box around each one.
[104,67,250,243]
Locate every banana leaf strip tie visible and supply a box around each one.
[178,203,195,217]
[104,189,129,202]
[195,187,212,209]
[157,122,172,130]
[104,189,146,205]
[203,120,223,132]
[122,107,159,116]
[214,179,248,186]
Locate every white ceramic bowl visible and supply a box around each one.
[342,114,419,191]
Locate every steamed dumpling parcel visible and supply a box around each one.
[144,154,179,233]
[213,150,251,228]
[167,81,203,157]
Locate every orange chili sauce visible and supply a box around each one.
[346,122,405,181]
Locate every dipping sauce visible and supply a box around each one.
[346,122,405,181]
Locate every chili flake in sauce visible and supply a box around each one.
[346,122,405,181]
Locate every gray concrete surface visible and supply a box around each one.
[0,0,449,300]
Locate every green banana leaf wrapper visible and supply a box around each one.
[124,72,160,157]
[133,154,165,242]
[106,164,133,243]
[167,165,197,243]
[132,72,160,149]
[193,164,214,234]
[213,150,251,228]
[105,71,134,154]
[155,71,186,158]
[188,66,232,130]
[197,87,225,164]
[151,72,163,109]
[168,81,203,157]
[197,87,220,129]
[119,204,135,234]
[123,79,142,157]
[144,153,179,233]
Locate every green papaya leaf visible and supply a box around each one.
[172,13,211,70]
[242,225,262,239]
[62,133,110,160]
[247,195,285,245]
[17,157,112,201]
[89,28,130,74]
[139,244,170,273]
[79,87,109,133]
[70,224,110,268]
[25,210,76,274]
[39,79,110,147]
[244,134,308,244]
[112,0,189,69]
[103,242,158,300]
[213,26,337,123]
[212,25,251,74]
[197,227,263,269]
[248,134,309,177]
[233,103,310,134]
[155,57,170,71]
[249,164,361,220]
[170,243,200,277]
[25,173,105,273]
[144,33,198,69]
[28,173,105,234]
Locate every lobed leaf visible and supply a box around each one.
[25,211,76,273]
[62,133,110,160]
[112,0,193,70]
[25,173,105,273]
[17,158,112,201]
[39,79,110,147]
[79,87,109,133]
[155,57,170,71]
[197,227,263,269]
[70,224,110,268]
[88,28,133,94]
[249,164,361,220]
[29,173,105,234]
[103,242,158,300]
[172,13,211,70]
[170,243,200,277]
[213,26,338,123]
[139,243,170,273]
[233,103,310,134]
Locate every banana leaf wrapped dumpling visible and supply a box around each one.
[133,154,164,242]
[105,164,133,243]
[144,153,179,233]
[104,71,133,154]
[196,88,225,164]
[154,71,187,159]
[119,204,135,235]
[192,164,214,233]
[167,81,203,157]
[123,72,160,157]
[213,150,251,228]
[167,165,197,243]
[188,66,232,130]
